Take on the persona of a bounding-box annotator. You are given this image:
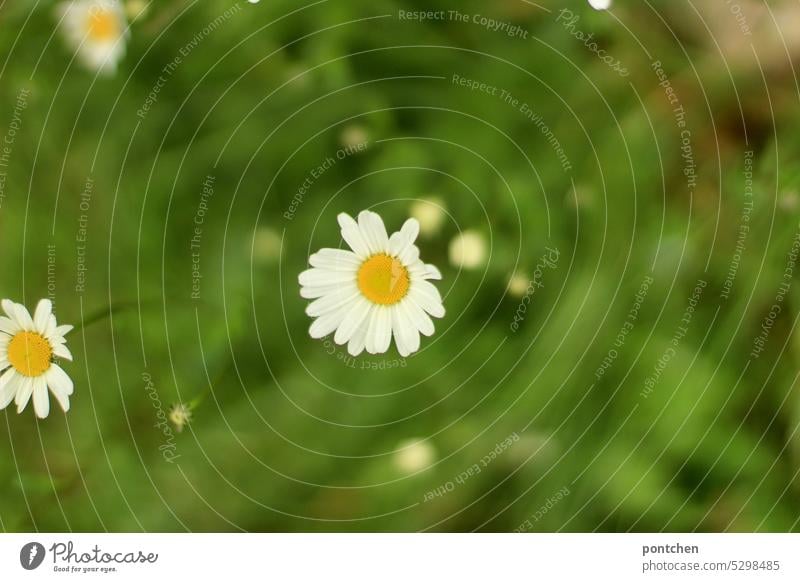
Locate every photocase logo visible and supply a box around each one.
[19,542,46,570]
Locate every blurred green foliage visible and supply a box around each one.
[1,0,799,532]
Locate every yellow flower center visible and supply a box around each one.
[357,254,410,305]
[86,9,119,42]
[8,332,52,377]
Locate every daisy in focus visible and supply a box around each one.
[299,210,445,357]
[57,0,129,75]
[0,299,74,419]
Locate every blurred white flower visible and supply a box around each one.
[507,432,557,466]
[339,124,370,149]
[565,183,595,210]
[508,271,530,297]
[449,230,487,270]
[588,0,612,9]
[169,403,192,433]
[410,198,446,237]
[780,191,799,212]
[393,438,436,473]
[57,0,128,75]
[0,299,74,419]
[285,63,312,90]
[299,210,445,356]
[252,226,282,263]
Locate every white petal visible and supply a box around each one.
[33,299,52,332]
[32,377,50,419]
[388,232,407,257]
[410,280,445,318]
[54,324,73,336]
[356,210,391,254]
[373,213,391,245]
[375,308,392,354]
[338,213,370,258]
[401,218,420,245]
[308,308,348,339]
[47,322,74,343]
[301,284,349,299]
[423,264,442,280]
[365,307,391,355]
[333,298,372,345]
[53,343,73,361]
[404,298,435,336]
[2,301,28,330]
[0,316,18,335]
[392,304,420,357]
[363,307,381,354]
[398,243,420,266]
[346,318,369,356]
[0,368,19,409]
[43,314,57,338]
[299,268,356,287]
[1,299,15,319]
[49,385,71,413]
[357,211,379,254]
[47,363,74,399]
[46,365,71,412]
[12,303,34,331]
[305,286,360,317]
[309,248,361,270]
[15,377,33,413]
[388,220,420,262]
[409,262,443,280]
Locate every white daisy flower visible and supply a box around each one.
[588,0,612,10]
[0,299,74,419]
[299,210,445,357]
[57,0,129,75]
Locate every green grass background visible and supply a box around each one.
[1,0,799,531]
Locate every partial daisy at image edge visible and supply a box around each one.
[588,0,612,10]
[299,210,445,357]
[0,299,74,419]
[56,0,129,75]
